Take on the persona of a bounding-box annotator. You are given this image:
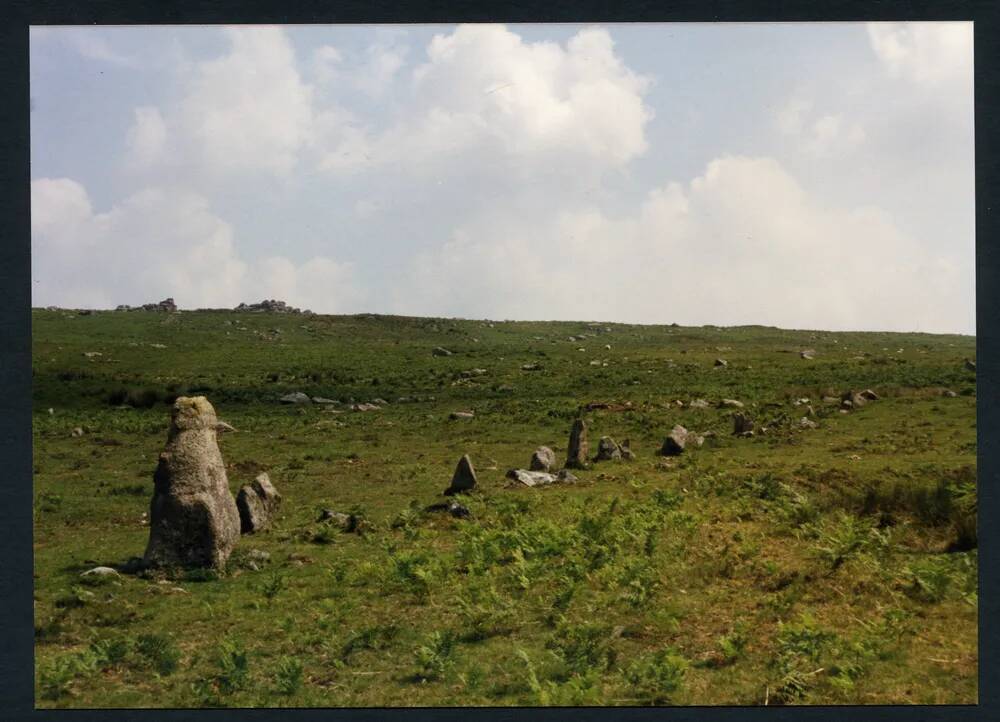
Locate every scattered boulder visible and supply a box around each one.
[81,566,120,579]
[71,426,84,437]
[444,454,477,496]
[236,472,282,534]
[352,403,381,411]
[942,389,958,398]
[530,446,556,472]
[144,396,242,569]
[733,413,754,436]
[506,469,557,487]
[799,417,818,429]
[432,347,453,357]
[688,399,710,409]
[279,392,312,405]
[595,436,622,461]
[521,362,541,371]
[565,419,589,469]
[841,390,868,409]
[965,359,976,372]
[447,501,471,519]
[317,509,355,530]
[714,358,728,367]
[719,399,744,409]
[661,425,691,456]
[234,299,302,314]
[620,438,636,461]
[556,469,579,484]
[800,350,815,360]
[449,410,475,420]
[859,389,880,401]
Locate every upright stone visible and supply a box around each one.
[566,419,589,469]
[733,413,754,435]
[144,397,241,568]
[595,436,622,461]
[444,454,477,496]
[530,446,556,471]
[660,425,689,456]
[236,472,282,534]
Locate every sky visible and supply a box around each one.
[29,22,975,333]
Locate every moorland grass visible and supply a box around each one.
[32,309,977,707]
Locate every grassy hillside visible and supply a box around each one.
[31,308,977,707]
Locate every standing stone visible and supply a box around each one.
[595,436,622,461]
[661,425,690,456]
[444,454,477,496]
[144,397,241,569]
[236,472,282,534]
[530,446,556,471]
[566,419,589,469]
[733,413,754,436]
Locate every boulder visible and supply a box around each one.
[351,403,381,411]
[506,469,557,487]
[236,472,282,534]
[565,419,589,469]
[556,469,579,484]
[719,399,744,409]
[661,425,690,456]
[449,410,475,420]
[444,454,477,496]
[595,436,622,461]
[317,509,355,530]
[841,390,867,409]
[733,413,754,436]
[714,358,728,367]
[688,399,710,409]
[800,350,815,360]
[144,396,242,569]
[859,389,880,401]
[799,417,818,429]
[942,389,958,398]
[530,446,556,471]
[448,501,471,519]
[432,346,453,357]
[521,362,541,371]
[71,426,84,437]
[279,392,311,405]
[620,438,636,461]
[81,566,120,579]
[312,397,338,404]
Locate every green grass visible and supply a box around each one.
[32,308,977,706]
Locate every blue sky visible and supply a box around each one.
[30,22,974,333]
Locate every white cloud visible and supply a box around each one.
[31,178,358,312]
[127,26,315,177]
[867,22,973,86]
[394,155,971,333]
[317,25,652,179]
[125,107,167,168]
[776,99,865,158]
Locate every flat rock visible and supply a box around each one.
[506,468,557,487]
[432,347,453,357]
[556,469,579,483]
[719,399,744,409]
[312,397,338,404]
[688,399,710,409]
[449,410,475,420]
[279,392,311,405]
[81,566,120,578]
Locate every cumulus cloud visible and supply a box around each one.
[316,24,652,179]
[125,107,167,168]
[126,26,316,178]
[776,99,865,158]
[394,156,971,334]
[867,22,973,86]
[31,178,358,312]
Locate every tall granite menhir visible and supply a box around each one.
[144,396,241,568]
